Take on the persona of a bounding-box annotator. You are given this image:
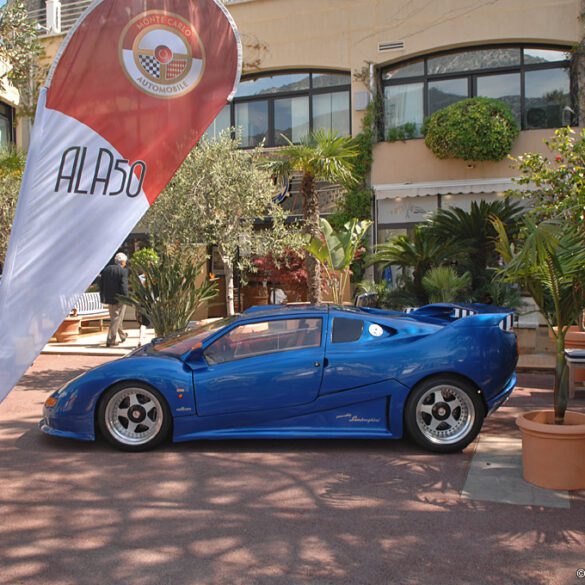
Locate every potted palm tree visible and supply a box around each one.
[493,218,585,490]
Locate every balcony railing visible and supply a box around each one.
[60,0,92,33]
[28,0,255,37]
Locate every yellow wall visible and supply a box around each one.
[372,128,566,185]
[229,0,578,75]
[0,80,19,110]
[228,0,580,184]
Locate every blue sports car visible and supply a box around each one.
[40,303,517,453]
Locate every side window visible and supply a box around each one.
[205,318,322,365]
[332,317,364,343]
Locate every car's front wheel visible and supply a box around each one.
[98,383,171,452]
[404,376,485,453]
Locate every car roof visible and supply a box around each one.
[241,304,330,319]
[240,304,386,321]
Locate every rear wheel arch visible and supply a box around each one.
[407,372,487,413]
[403,372,486,453]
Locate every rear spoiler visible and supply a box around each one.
[360,303,514,331]
[411,303,514,331]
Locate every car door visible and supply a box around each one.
[321,313,397,395]
[193,316,325,416]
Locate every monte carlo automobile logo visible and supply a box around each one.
[119,11,206,99]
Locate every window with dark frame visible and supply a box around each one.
[381,45,573,140]
[332,317,364,344]
[204,70,351,147]
[0,102,15,149]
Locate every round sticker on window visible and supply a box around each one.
[369,324,384,337]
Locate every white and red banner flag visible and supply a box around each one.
[0,0,241,402]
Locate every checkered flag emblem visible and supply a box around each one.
[166,59,188,81]
[138,54,161,79]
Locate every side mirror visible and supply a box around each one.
[183,343,208,368]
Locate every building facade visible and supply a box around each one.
[221,0,581,245]
[27,0,584,242]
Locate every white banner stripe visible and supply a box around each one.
[0,90,148,401]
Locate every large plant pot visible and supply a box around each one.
[516,410,585,490]
[549,325,585,348]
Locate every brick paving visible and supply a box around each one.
[0,354,583,585]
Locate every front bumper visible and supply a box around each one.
[39,412,95,442]
[485,373,517,416]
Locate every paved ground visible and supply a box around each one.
[0,355,584,585]
[43,327,155,357]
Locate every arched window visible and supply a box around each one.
[205,70,351,147]
[381,46,572,139]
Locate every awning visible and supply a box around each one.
[374,177,524,200]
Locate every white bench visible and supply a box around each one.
[53,292,110,342]
[71,292,109,328]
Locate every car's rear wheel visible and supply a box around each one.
[404,376,484,453]
[98,383,171,452]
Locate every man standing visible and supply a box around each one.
[100,252,129,347]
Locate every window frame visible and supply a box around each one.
[213,70,352,148]
[203,316,324,365]
[331,316,365,344]
[381,44,574,138]
[0,102,15,148]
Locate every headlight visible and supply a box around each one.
[44,396,58,408]
[45,372,85,408]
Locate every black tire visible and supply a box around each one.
[97,382,171,452]
[404,376,485,453]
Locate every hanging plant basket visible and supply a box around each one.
[423,97,519,161]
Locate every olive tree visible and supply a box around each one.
[0,148,25,263]
[145,130,303,315]
[0,1,43,116]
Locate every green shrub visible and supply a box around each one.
[423,97,519,161]
[422,266,471,303]
[387,122,418,142]
[130,247,159,273]
[120,248,218,337]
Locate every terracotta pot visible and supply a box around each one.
[548,325,585,349]
[516,410,585,490]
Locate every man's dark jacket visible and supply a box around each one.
[99,264,129,305]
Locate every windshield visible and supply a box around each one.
[152,317,237,357]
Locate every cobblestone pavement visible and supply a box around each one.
[0,355,583,585]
